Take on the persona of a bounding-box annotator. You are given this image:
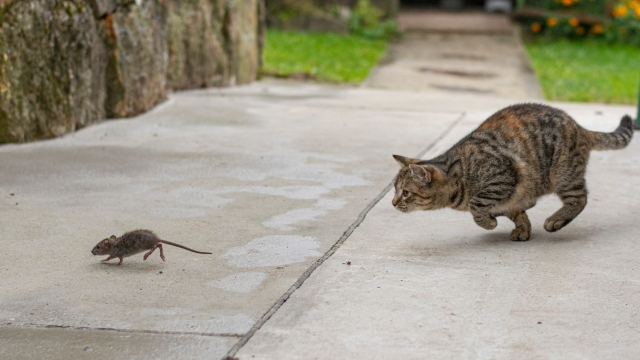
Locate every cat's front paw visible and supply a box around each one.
[544,217,566,232]
[473,215,497,230]
[510,227,531,241]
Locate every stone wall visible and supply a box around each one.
[0,0,264,144]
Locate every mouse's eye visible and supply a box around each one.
[96,246,100,249]
[403,190,410,197]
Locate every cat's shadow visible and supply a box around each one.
[86,260,165,273]
[409,225,613,257]
[476,228,600,245]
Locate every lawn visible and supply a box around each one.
[525,39,640,104]
[262,30,387,83]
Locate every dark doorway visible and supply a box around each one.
[401,0,489,10]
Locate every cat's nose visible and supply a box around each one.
[392,198,398,206]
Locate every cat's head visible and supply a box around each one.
[391,155,446,212]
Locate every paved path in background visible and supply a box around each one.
[398,9,513,33]
[1,81,638,359]
[363,11,544,99]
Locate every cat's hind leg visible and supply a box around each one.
[507,210,531,241]
[544,178,587,232]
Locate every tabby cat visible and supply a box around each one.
[392,103,634,241]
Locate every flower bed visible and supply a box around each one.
[516,0,640,44]
[608,1,640,44]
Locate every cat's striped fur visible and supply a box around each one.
[392,103,634,241]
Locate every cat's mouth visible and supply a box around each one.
[395,204,408,212]
[396,200,434,212]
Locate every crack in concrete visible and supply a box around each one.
[223,112,467,359]
[1,323,243,338]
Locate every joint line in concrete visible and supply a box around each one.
[222,112,466,359]
[1,323,243,338]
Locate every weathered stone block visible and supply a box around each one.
[87,0,117,18]
[103,0,168,118]
[0,0,263,143]
[166,0,228,90]
[0,0,106,143]
[227,0,260,85]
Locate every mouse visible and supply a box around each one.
[91,229,212,265]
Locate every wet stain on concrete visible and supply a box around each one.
[221,235,321,267]
[208,272,268,293]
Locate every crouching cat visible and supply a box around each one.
[392,103,634,241]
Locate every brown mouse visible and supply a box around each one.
[91,229,212,265]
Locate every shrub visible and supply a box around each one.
[348,0,401,39]
[607,0,640,45]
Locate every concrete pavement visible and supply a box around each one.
[236,100,640,359]
[364,12,543,100]
[1,81,638,359]
[398,10,513,34]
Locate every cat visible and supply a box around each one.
[392,103,634,241]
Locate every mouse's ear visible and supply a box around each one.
[103,239,109,245]
[110,235,116,240]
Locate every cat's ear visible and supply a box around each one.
[409,164,432,184]
[393,155,421,167]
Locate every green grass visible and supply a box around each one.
[262,30,387,83]
[525,39,640,104]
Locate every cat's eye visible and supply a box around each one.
[402,190,410,197]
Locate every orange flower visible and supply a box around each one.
[547,17,558,26]
[562,0,573,6]
[531,22,542,33]
[569,17,579,27]
[591,24,604,34]
[636,7,640,17]
[576,27,585,35]
[629,0,640,9]
[613,5,628,17]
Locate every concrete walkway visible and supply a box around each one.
[364,11,544,99]
[0,81,638,359]
[398,9,513,33]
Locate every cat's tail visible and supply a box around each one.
[590,115,634,150]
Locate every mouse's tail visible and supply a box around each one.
[158,240,212,254]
